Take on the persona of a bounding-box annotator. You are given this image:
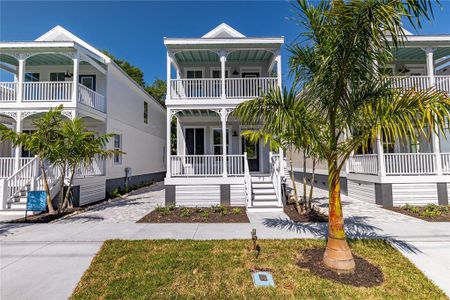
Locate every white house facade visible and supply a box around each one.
[291,31,450,207]
[0,26,166,215]
[164,24,286,212]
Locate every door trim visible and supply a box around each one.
[239,129,263,172]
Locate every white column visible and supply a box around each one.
[276,51,282,89]
[72,54,79,104]
[17,59,25,103]
[424,47,442,174]
[376,133,386,177]
[278,147,284,177]
[221,108,227,177]
[14,113,22,172]
[166,108,172,178]
[220,51,227,100]
[166,51,172,101]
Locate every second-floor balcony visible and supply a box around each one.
[169,77,278,100]
[0,81,106,113]
[388,75,450,94]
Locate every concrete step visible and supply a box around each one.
[252,188,276,195]
[252,201,279,207]
[8,202,27,209]
[247,206,283,213]
[253,194,278,201]
[0,209,40,216]
[251,183,273,189]
[251,177,271,183]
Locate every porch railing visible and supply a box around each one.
[441,153,450,174]
[0,82,18,102]
[78,83,106,112]
[0,158,34,178]
[269,152,282,207]
[3,157,38,206]
[73,158,106,177]
[387,75,450,94]
[348,154,378,175]
[23,81,73,102]
[170,79,222,99]
[170,155,245,177]
[226,77,278,99]
[384,153,436,175]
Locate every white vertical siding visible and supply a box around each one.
[392,183,438,206]
[176,185,220,207]
[347,180,376,203]
[230,184,246,206]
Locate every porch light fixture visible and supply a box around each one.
[64,71,73,78]
[232,68,239,76]
[232,130,239,137]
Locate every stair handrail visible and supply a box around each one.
[243,152,252,208]
[36,162,63,196]
[270,152,282,207]
[4,156,39,205]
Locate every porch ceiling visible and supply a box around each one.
[176,109,221,117]
[174,49,273,63]
[0,52,102,67]
[394,47,450,61]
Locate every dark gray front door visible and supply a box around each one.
[242,137,259,172]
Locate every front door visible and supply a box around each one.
[242,137,259,172]
[79,75,96,91]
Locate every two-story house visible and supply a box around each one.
[292,30,450,208]
[164,24,285,211]
[0,26,166,216]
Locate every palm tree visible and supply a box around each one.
[0,106,64,214]
[59,117,120,210]
[234,87,318,213]
[289,0,449,272]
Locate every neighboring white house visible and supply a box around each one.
[164,23,286,211]
[291,31,450,207]
[0,26,166,215]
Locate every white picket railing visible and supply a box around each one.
[3,157,38,205]
[226,77,278,99]
[170,79,222,99]
[227,155,245,176]
[36,162,63,201]
[270,152,282,207]
[243,152,252,208]
[170,155,223,176]
[387,76,431,91]
[348,154,378,175]
[78,83,106,112]
[0,82,18,102]
[441,153,450,174]
[384,153,437,175]
[0,158,34,178]
[23,81,73,102]
[434,75,450,94]
[73,159,105,177]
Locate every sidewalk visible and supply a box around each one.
[1,182,449,299]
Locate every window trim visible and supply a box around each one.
[184,67,205,79]
[79,75,96,91]
[144,101,149,124]
[24,72,40,82]
[210,67,231,78]
[113,134,122,165]
[210,126,232,155]
[183,126,206,155]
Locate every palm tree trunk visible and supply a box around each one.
[302,151,307,211]
[323,158,355,273]
[57,163,66,213]
[308,158,316,210]
[289,145,301,213]
[39,159,55,214]
[62,165,76,210]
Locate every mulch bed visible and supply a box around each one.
[386,207,450,222]
[5,208,84,223]
[137,206,250,223]
[297,248,384,287]
[284,202,328,222]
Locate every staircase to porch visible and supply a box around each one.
[248,175,283,212]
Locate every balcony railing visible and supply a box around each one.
[0,82,105,113]
[169,77,278,100]
[348,153,450,176]
[387,75,450,94]
[169,155,245,177]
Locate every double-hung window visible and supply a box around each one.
[144,101,148,124]
[212,128,230,155]
[113,134,122,165]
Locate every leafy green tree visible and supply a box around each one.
[289,0,448,272]
[101,50,145,87]
[1,106,65,214]
[145,78,167,106]
[59,117,120,210]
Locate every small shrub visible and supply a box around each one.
[155,205,172,215]
[180,207,191,217]
[167,204,176,211]
[420,203,442,218]
[231,208,242,215]
[199,210,209,218]
[402,204,419,214]
[212,205,228,215]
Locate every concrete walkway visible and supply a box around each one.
[1,181,449,299]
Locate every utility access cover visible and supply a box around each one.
[252,271,275,287]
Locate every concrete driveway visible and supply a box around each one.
[1,181,449,299]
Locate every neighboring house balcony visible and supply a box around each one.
[388,75,450,94]
[0,81,106,113]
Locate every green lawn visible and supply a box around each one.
[72,239,446,300]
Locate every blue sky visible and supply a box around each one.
[1,1,450,84]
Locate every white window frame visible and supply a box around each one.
[240,67,262,77]
[144,101,148,124]
[113,134,122,165]
[184,67,205,79]
[210,67,231,78]
[210,126,232,155]
[183,126,206,155]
